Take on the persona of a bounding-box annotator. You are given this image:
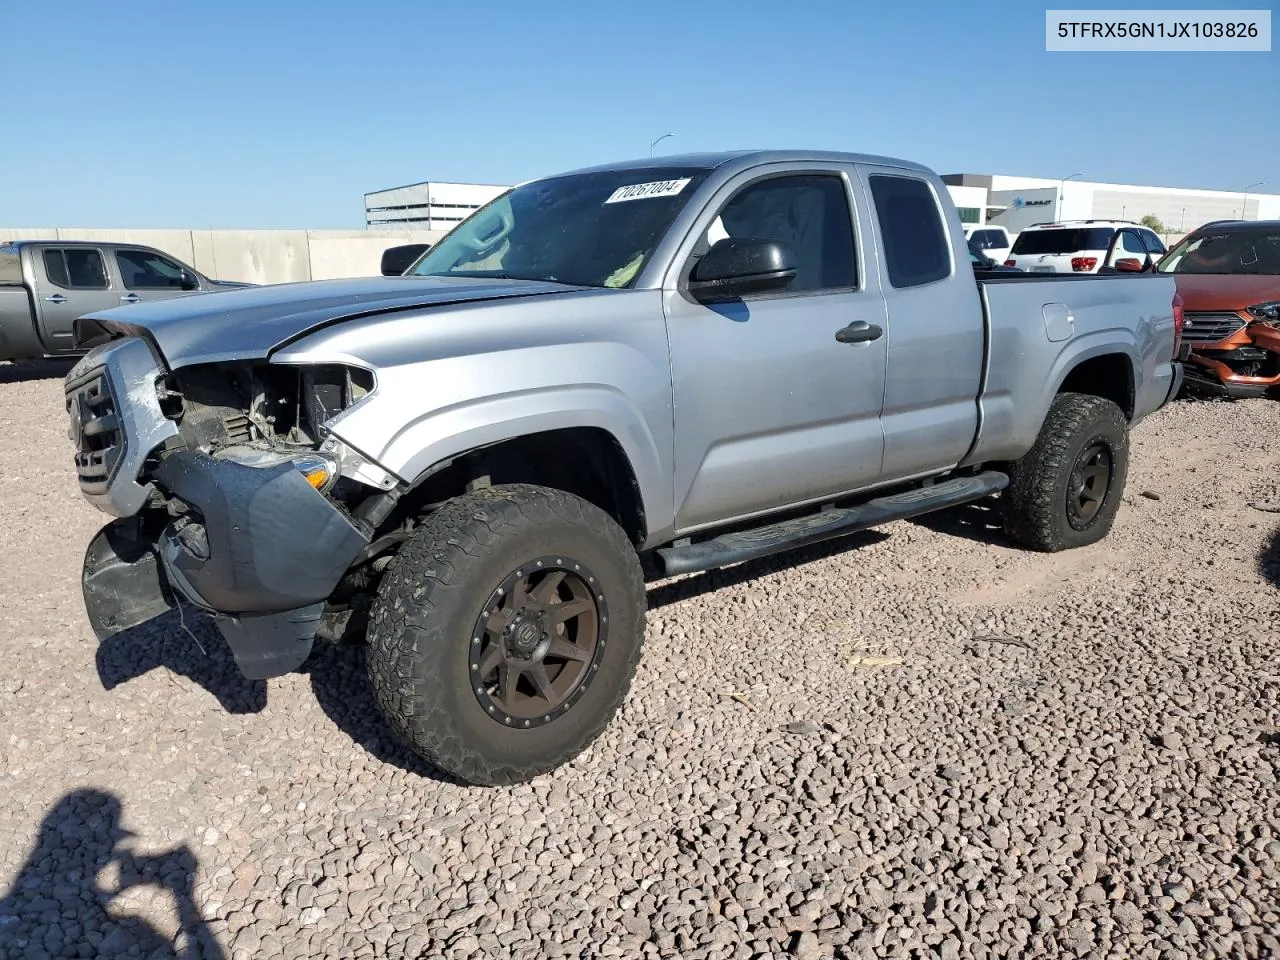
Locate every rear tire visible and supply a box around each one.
[365,483,646,785]
[1002,392,1129,553]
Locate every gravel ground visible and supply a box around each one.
[0,359,1277,960]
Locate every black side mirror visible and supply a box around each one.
[688,238,797,301]
[179,269,199,290]
[381,243,431,276]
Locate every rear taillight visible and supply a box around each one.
[1004,259,1016,267]
[1172,291,1185,354]
[1071,257,1098,272]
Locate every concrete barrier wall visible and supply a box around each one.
[0,228,449,284]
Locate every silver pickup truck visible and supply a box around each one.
[0,239,248,361]
[65,150,1184,785]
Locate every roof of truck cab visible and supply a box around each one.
[1,239,149,249]
[541,149,936,179]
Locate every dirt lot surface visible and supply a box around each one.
[0,359,1277,960]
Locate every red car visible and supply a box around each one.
[1156,220,1280,398]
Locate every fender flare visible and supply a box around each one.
[333,384,673,541]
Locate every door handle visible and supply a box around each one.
[43,294,67,304]
[834,320,883,344]
[120,294,141,303]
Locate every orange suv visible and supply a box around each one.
[1155,220,1280,398]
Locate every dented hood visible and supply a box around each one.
[73,275,585,369]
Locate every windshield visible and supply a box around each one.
[1156,228,1280,275]
[407,167,712,288]
[1011,228,1115,255]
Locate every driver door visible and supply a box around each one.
[112,248,201,304]
[662,165,888,533]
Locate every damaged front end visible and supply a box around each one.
[1182,302,1280,399]
[66,337,398,679]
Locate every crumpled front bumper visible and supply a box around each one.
[83,451,370,679]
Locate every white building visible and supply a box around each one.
[365,174,1279,243]
[944,185,990,226]
[942,173,1280,239]
[364,181,508,230]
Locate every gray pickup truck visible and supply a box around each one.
[65,150,1184,785]
[0,240,248,362]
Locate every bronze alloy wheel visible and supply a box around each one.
[468,557,608,729]
[365,483,647,785]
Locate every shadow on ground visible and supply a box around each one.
[0,359,76,385]
[0,789,225,959]
[907,497,1009,548]
[88,517,979,781]
[93,603,458,781]
[302,641,460,785]
[1261,526,1280,588]
[646,528,890,609]
[95,607,267,714]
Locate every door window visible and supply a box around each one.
[972,229,1006,249]
[116,249,188,289]
[868,175,952,288]
[696,174,857,293]
[43,249,107,289]
[1121,231,1148,255]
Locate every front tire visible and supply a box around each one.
[1002,392,1130,553]
[365,483,646,785]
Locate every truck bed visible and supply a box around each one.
[0,285,42,361]
[966,269,1178,466]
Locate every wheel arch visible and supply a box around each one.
[331,386,671,547]
[1053,350,1137,419]
[390,424,652,548]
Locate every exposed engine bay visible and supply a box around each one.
[157,361,374,455]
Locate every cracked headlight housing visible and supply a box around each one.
[215,447,339,494]
[1246,300,1280,323]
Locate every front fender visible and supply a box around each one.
[329,384,673,541]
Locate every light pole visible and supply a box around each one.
[649,133,673,157]
[1180,207,1186,232]
[1241,180,1264,220]
[1056,173,1082,221]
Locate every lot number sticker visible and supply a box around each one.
[604,178,692,203]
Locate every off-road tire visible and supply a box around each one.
[365,483,646,785]
[1001,392,1130,553]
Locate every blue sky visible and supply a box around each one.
[1,1,1275,228]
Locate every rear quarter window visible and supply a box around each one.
[868,175,951,288]
[1011,228,1115,255]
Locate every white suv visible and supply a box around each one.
[963,225,1014,264]
[1004,221,1167,274]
